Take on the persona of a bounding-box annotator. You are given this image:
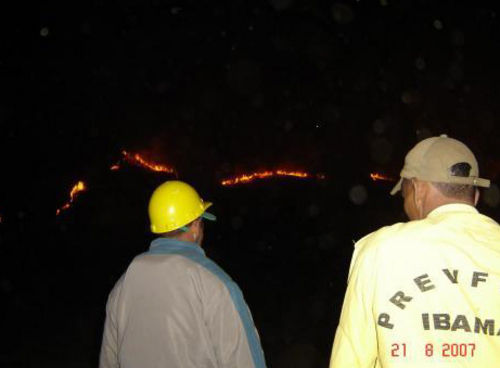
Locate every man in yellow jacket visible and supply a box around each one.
[330,134,500,367]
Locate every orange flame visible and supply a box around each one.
[221,170,325,186]
[370,172,395,182]
[56,181,87,215]
[111,150,175,174]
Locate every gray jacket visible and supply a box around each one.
[99,238,267,368]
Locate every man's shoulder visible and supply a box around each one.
[355,219,429,252]
[133,251,227,277]
[129,252,237,299]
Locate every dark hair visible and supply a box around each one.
[432,162,475,201]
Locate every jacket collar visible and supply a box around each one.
[427,203,478,218]
[149,237,205,256]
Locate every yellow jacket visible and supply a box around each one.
[330,204,500,368]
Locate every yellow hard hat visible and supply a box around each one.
[148,180,216,234]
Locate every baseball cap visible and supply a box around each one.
[390,134,490,195]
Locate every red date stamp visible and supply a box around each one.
[391,343,476,358]
[426,343,475,357]
[391,343,407,357]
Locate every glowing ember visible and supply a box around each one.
[370,172,395,182]
[221,170,325,186]
[112,150,176,174]
[56,181,87,215]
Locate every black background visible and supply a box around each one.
[2,0,500,366]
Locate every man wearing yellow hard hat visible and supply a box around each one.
[99,180,267,368]
[330,135,500,367]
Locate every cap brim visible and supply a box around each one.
[390,178,403,196]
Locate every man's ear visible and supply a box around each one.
[411,179,421,204]
[192,218,202,231]
[474,188,480,206]
[412,179,428,218]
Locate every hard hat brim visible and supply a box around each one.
[201,202,216,221]
[202,211,216,221]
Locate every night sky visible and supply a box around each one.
[3,1,500,367]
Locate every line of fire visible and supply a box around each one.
[370,172,395,182]
[220,170,326,186]
[56,181,87,216]
[221,171,394,186]
[110,150,176,174]
[55,149,394,215]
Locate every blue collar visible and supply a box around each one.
[148,237,206,256]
